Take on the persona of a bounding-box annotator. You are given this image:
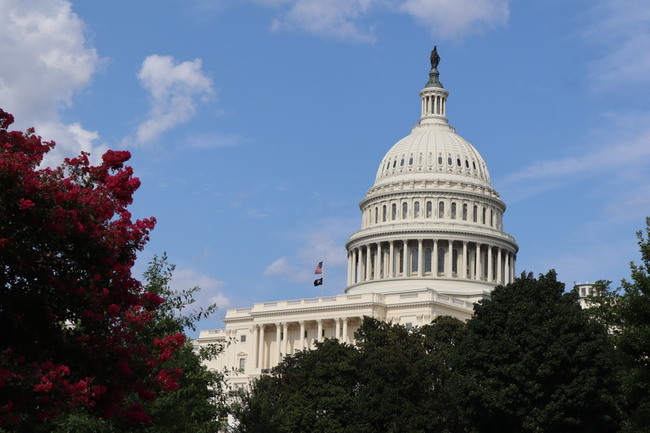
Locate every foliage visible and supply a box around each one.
[456,270,622,433]
[234,317,468,433]
[234,338,359,433]
[617,217,650,432]
[0,110,183,429]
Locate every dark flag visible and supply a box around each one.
[314,261,323,274]
[313,278,323,287]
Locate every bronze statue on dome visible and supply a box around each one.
[430,46,440,69]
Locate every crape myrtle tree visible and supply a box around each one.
[51,254,227,433]
[455,270,623,433]
[0,110,187,429]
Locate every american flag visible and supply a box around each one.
[314,261,323,274]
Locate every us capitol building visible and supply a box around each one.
[196,48,519,390]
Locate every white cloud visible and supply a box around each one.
[269,0,378,43]
[499,112,650,203]
[263,218,354,283]
[583,0,650,86]
[0,0,104,165]
[171,267,231,311]
[264,257,293,276]
[134,55,214,144]
[400,0,510,39]
[249,0,510,42]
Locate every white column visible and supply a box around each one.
[258,324,265,369]
[342,318,349,344]
[376,242,383,279]
[352,249,358,283]
[389,241,395,278]
[317,319,323,343]
[299,321,305,350]
[504,252,510,284]
[497,248,502,284]
[511,255,516,282]
[417,239,424,277]
[251,326,258,369]
[433,240,438,276]
[282,322,289,356]
[446,240,453,277]
[402,240,408,276]
[462,241,468,279]
[365,245,372,281]
[487,245,493,282]
[347,251,352,285]
[335,318,341,341]
[275,323,281,364]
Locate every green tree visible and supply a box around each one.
[234,338,359,433]
[456,270,622,433]
[617,217,650,432]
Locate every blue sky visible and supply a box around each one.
[2,0,649,333]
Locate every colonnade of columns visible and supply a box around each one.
[421,91,446,117]
[347,239,515,286]
[249,317,361,370]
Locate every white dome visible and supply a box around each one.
[344,49,518,300]
[374,123,492,190]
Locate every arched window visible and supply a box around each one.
[414,201,420,218]
[382,205,387,222]
[447,157,453,166]
[451,202,457,219]
[438,201,445,218]
[438,248,446,274]
[473,205,478,222]
[402,202,408,219]
[462,203,468,221]
[482,207,486,224]
[375,207,378,224]
[411,247,418,274]
[490,209,494,227]
[392,203,397,220]
[426,201,432,218]
[438,156,443,165]
[424,248,432,273]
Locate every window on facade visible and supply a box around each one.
[400,158,405,166]
[239,358,246,372]
[405,322,413,331]
[438,201,445,218]
[426,201,432,218]
[240,335,247,343]
[462,204,468,221]
[409,157,414,165]
[482,208,486,224]
[375,207,378,224]
[382,205,387,222]
[424,248,432,273]
[438,156,443,165]
[393,160,397,168]
[438,248,446,274]
[490,209,494,227]
[473,205,478,222]
[457,158,462,166]
[392,203,397,220]
[411,247,418,274]
[414,201,420,218]
[402,202,408,219]
[447,157,453,166]
[451,202,457,219]
[465,159,469,168]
